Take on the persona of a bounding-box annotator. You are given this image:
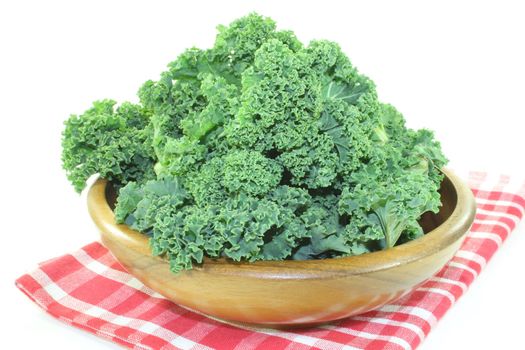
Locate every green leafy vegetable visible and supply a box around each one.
[62,100,156,192]
[61,13,447,273]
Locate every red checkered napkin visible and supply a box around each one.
[16,171,525,350]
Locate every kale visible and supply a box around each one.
[62,13,447,273]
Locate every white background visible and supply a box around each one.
[1,0,524,349]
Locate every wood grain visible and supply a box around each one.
[87,169,476,327]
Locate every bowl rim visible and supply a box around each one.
[87,168,476,279]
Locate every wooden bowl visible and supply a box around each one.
[87,169,476,327]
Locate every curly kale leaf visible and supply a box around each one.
[151,74,239,179]
[323,80,368,105]
[215,192,311,262]
[115,178,212,272]
[115,177,189,232]
[116,179,310,272]
[224,39,379,189]
[294,204,349,260]
[185,150,282,206]
[62,100,155,192]
[338,126,446,248]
